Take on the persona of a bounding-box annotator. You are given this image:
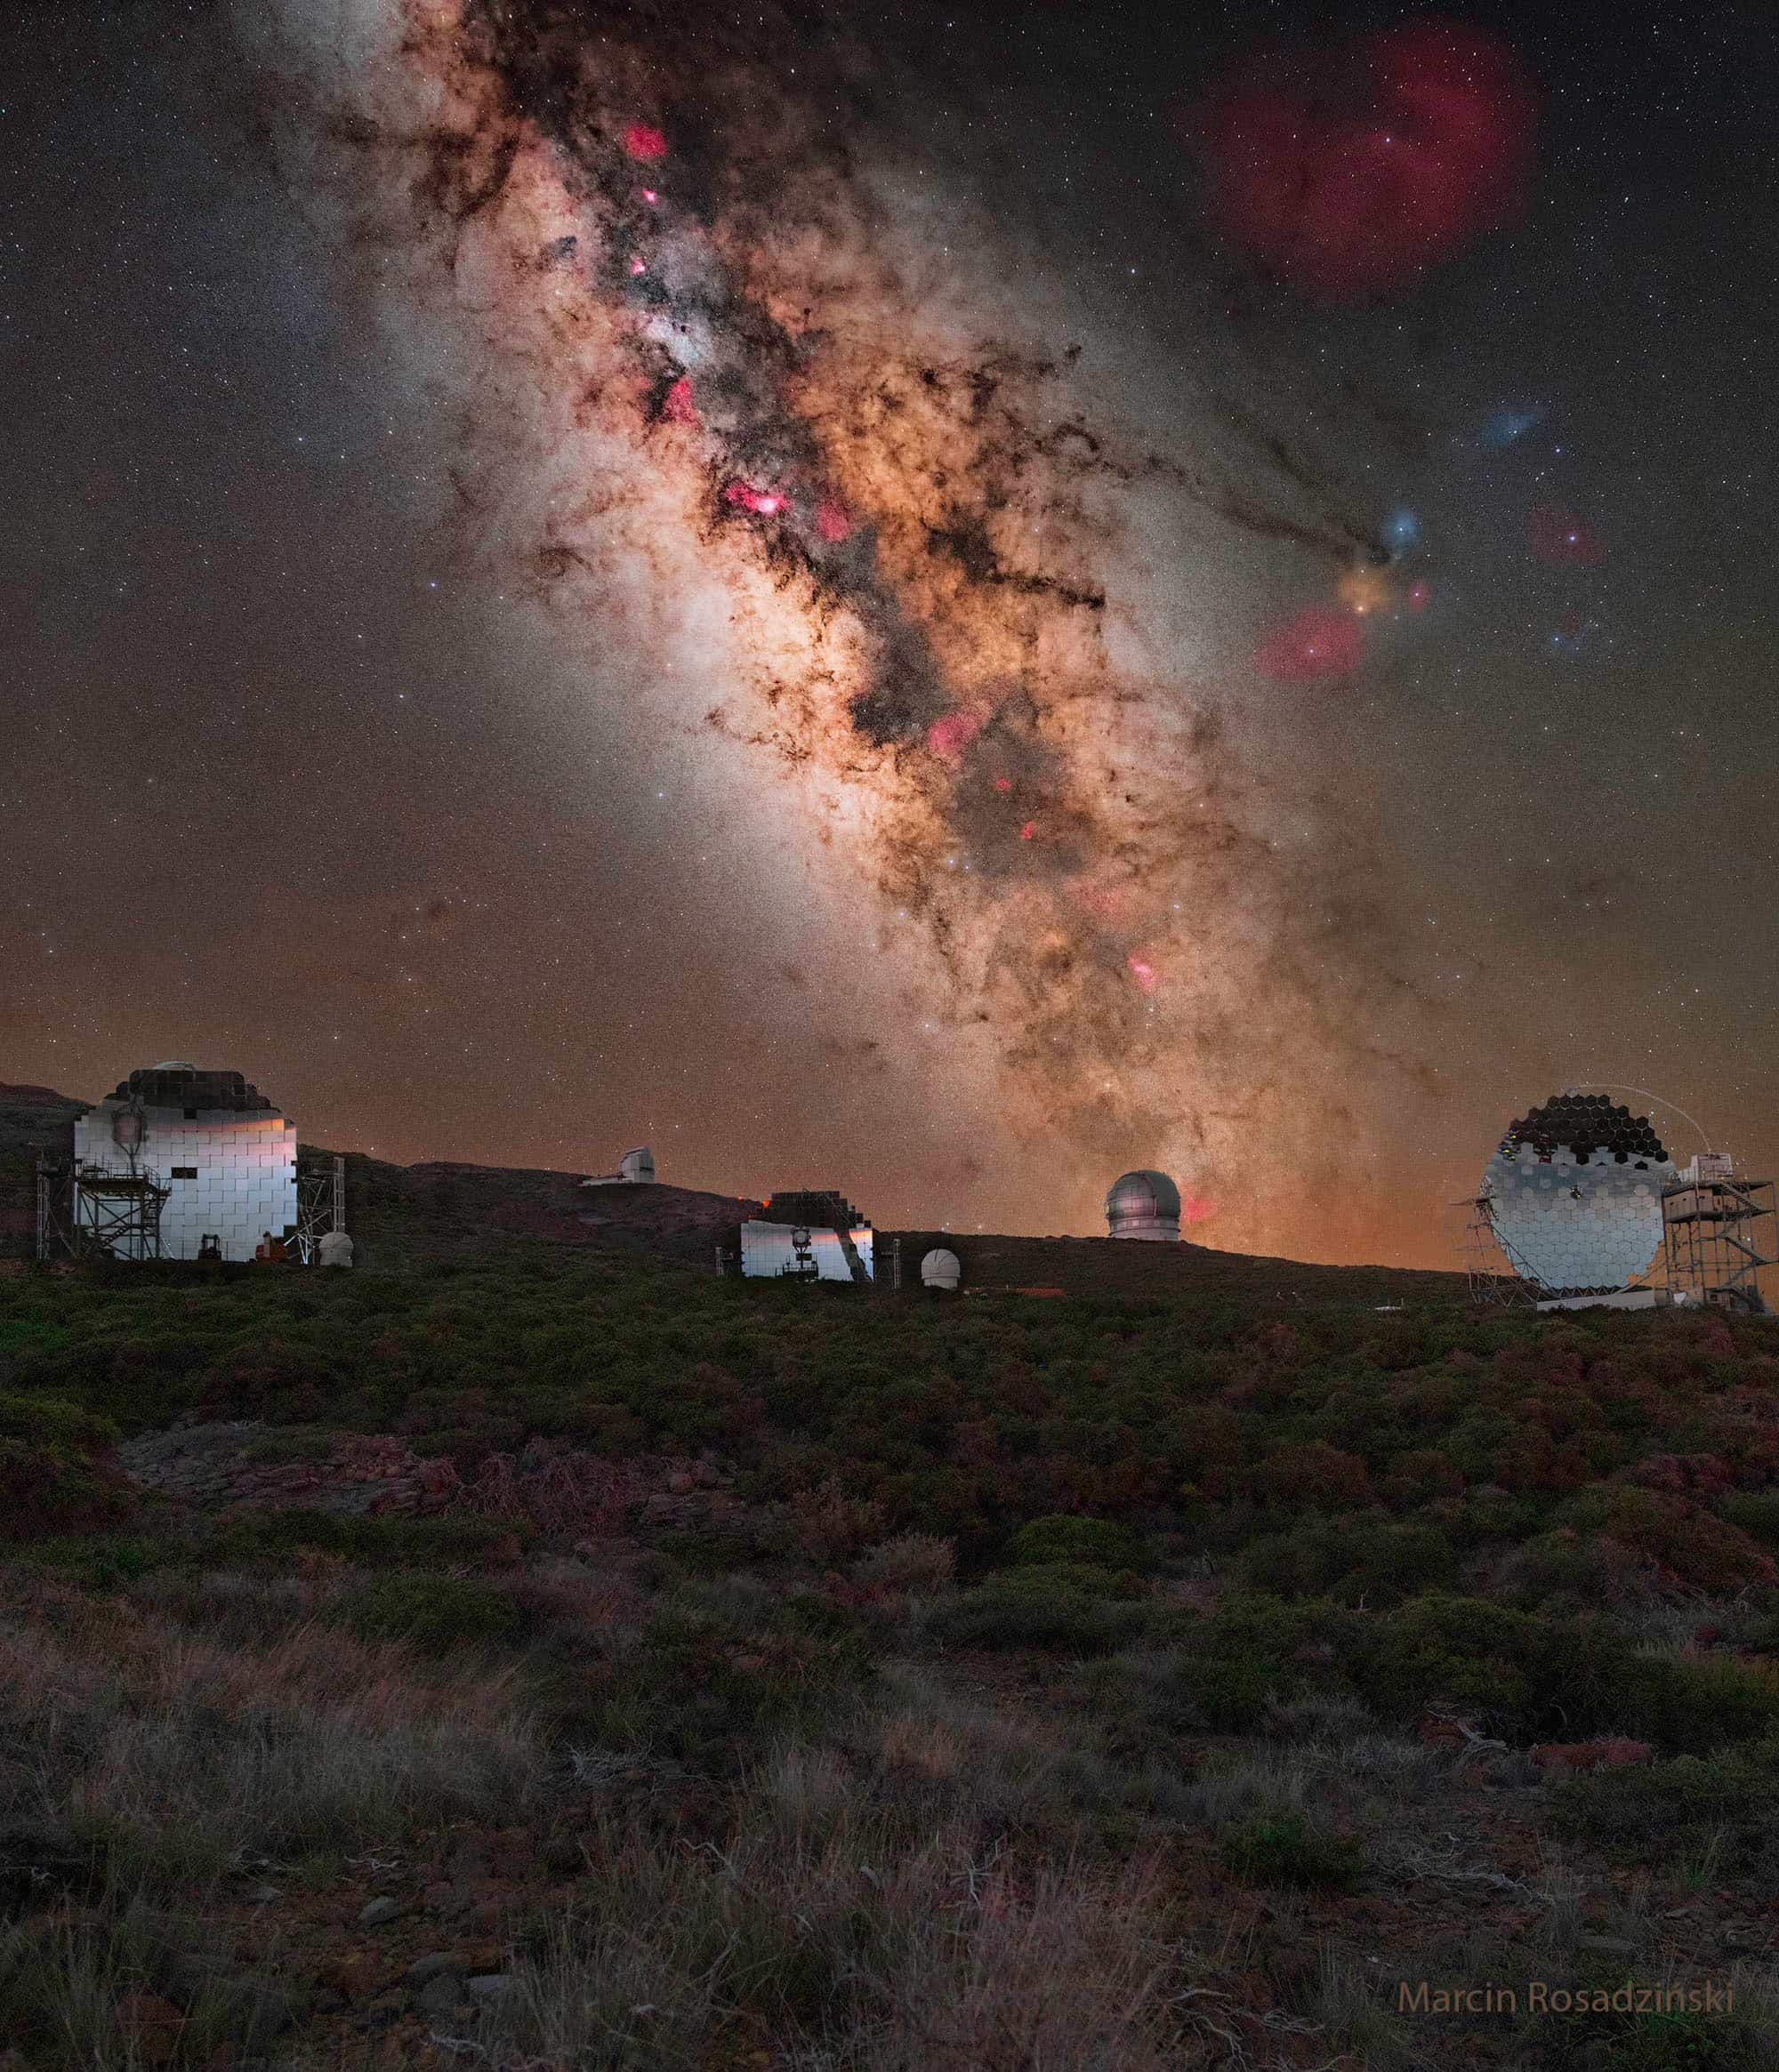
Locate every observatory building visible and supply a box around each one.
[1106,1169,1183,1241]
[72,1062,297,1263]
[920,1247,962,1291]
[739,1190,874,1283]
[580,1145,656,1189]
[1479,1093,1676,1305]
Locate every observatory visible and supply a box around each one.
[738,1189,874,1283]
[70,1062,297,1263]
[1475,1092,1676,1306]
[1106,1169,1183,1241]
[1662,1152,1775,1313]
[580,1145,656,1188]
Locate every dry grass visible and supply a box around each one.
[1189,1748,1310,1832]
[851,1532,956,1597]
[0,1568,543,1887]
[857,1665,1127,1835]
[487,1747,1185,2071]
[1306,1946,1415,2071]
[0,1882,292,2072]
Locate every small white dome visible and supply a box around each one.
[921,1247,962,1290]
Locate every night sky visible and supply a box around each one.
[5,0,1777,1266]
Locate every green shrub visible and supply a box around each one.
[0,1390,132,1542]
[1169,1594,1343,1729]
[930,1567,1152,1654]
[1240,1519,1457,1606]
[0,1391,118,1453]
[1721,1492,1779,1549]
[1345,1597,1779,1752]
[1006,1514,1147,1571]
[1222,1811,1360,1891]
[1201,1592,1350,1663]
[338,1572,526,1654]
[1547,1744,1779,1874]
[1488,1530,1639,1610]
[1600,2008,1767,2071]
[201,1508,517,1567]
[1189,1657,1292,1732]
[20,1533,165,1588]
[1348,1594,1541,1725]
[1597,1653,1779,1755]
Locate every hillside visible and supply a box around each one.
[881,1227,1467,1306]
[328,1149,762,1271]
[1,1246,1777,2068]
[0,1081,89,1254]
[4,1082,1471,1309]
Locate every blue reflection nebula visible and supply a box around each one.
[1480,404,1544,450]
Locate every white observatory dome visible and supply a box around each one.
[1482,1093,1675,1295]
[921,1247,962,1291]
[1106,1169,1182,1241]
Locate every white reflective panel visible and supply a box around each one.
[1481,1143,1673,1293]
[802,1230,855,1282]
[73,1100,298,1263]
[739,1222,873,1283]
[739,1223,802,1279]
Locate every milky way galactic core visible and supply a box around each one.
[241,0,1556,1248]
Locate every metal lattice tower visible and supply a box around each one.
[69,1164,171,1260]
[35,1151,75,1262]
[1459,1193,1542,1308]
[290,1152,348,1265]
[1662,1159,1775,1314]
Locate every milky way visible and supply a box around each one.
[244,0,1467,1250]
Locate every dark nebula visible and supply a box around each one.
[6,0,1778,1264]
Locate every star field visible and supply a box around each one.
[3,0,1777,1265]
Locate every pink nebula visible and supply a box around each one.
[1127,952,1158,993]
[815,496,852,542]
[722,479,783,516]
[663,376,698,425]
[1255,604,1365,682]
[926,709,986,761]
[993,775,1013,793]
[1198,20,1536,300]
[623,123,667,162]
[1407,579,1431,612]
[1019,819,1036,841]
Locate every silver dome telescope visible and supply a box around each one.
[1105,1169,1182,1241]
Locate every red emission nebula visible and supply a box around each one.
[1255,604,1366,684]
[1198,19,1536,299]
